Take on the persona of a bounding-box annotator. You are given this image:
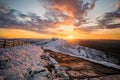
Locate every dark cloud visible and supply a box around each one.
[98,12,120,28]
[74,26,98,32]
[0,1,58,34]
[90,0,98,9]
[0,2,29,26]
[97,0,120,29]
[105,23,120,29]
[97,11,119,26]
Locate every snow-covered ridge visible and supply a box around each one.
[35,38,120,69]
[0,45,46,80]
[0,42,120,80]
[0,45,71,80]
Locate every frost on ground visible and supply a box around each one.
[0,45,45,80]
[0,45,69,80]
[0,40,120,80]
[44,49,120,80]
[35,38,120,69]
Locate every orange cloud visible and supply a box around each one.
[46,0,93,26]
[0,28,120,40]
[0,28,68,39]
[115,2,120,9]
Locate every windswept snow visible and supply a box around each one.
[0,45,70,80]
[0,39,120,80]
[0,45,47,80]
[35,38,120,69]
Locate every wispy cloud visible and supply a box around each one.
[38,0,97,26]
[0,0,120,35]
[0,0,98,33]
[97,0,120,29]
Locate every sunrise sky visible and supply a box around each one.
[0,0,120,39]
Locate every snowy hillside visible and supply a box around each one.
[0,43,120,80]
[35,38,120,69]
[0,45,70,80]
[0,45,45,80]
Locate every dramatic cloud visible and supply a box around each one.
[0,0,99,34]
[0,2,55,34]
[90,0,97,9]
[115,1,120,9]
[97,0,120,29]
[74,25,98,32]
[106,23,120,29]
[38,0,98,26]
[0,2,29,26]
[1,0,120,35]
[97,12,120,29]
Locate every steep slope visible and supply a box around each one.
[35,38,120,69]
[44,49,120,80]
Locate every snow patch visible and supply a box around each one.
[0,45,47,80]
[35,39,120,69]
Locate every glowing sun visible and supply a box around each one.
[68,35,74,39]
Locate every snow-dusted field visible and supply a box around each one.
[0,45,70,80]
[0,45,47,80]
[35,38,120,69]
[0,39,120,80]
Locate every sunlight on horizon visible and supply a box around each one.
[0,28,120,40]
[68,35,74,39]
